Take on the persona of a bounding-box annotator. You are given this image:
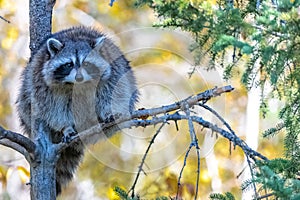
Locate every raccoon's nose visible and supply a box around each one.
[75,73,84,82]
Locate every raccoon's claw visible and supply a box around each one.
[62,126,77,143]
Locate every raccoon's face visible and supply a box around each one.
[42,37,111,86]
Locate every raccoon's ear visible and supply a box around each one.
[93,36,106,50]
[47,38,63,57]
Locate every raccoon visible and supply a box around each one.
[16,26,139,195]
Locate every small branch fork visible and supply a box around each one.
[0,126,35,160]
[0,85,268,198]
[176,103,201,200]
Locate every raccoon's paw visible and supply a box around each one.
[62,126,77,143]
[104,113,123,124]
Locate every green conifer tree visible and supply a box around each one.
[135,0,300,199]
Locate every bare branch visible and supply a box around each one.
[56,85,235,152]
[131,85,234,119]
[128,123,166,198]
[51,84,266,199]
[55,85,267,163]
[121,114,268,161]
[198,103,236,153]
[198,103,235,135]
[0,125,36,158]
[0,139,29,158]
[245,155,259,199]
[252,24,287,38]
[176,142,193,199]
[189,115,268,161]
[181,103,200,200]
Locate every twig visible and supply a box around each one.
[176,143,193,199]
[252,25,287,39]
[182,103,200,200]
[246,155,258,199]
[0,16,10,23]
[236,165,247,179]
[198,103,237,153]
[198,103,235,135]
[195,143,200,199]
[190,116,268,161]
[128,123,166,198]
[257,193,275,200]
[0,84,268,199]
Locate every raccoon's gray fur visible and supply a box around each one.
[16,26,138,195]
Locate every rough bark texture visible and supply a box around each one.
[29,0,55,56]
[30,135,57,200]
[30,162,56,200]
[29,1,57,199]
[29,121,59,200]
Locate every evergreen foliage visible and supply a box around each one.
[114,186,137,200]
[252,160,300,199]
[114,186,168,200]
[210,192,236,200]
[135,0,300,198]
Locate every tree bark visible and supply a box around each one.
[29,120,58,200]
[28,0,57,199]
[29,0,55,56]
[30,150,57,200]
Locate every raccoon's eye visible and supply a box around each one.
[60,62,74,72]
[54,62,74,78]
[62,62,73,70]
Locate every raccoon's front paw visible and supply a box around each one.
[104,113,123,123]
[62,126,77,143]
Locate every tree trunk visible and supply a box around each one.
[28,1,57,199]
[30,155,57,200]
[28,121,58,200]
[29,0,55,56]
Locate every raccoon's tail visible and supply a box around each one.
[55,141,84,195]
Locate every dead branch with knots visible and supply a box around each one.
[0,85,268,199]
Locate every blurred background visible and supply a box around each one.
[0,0,284,199]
